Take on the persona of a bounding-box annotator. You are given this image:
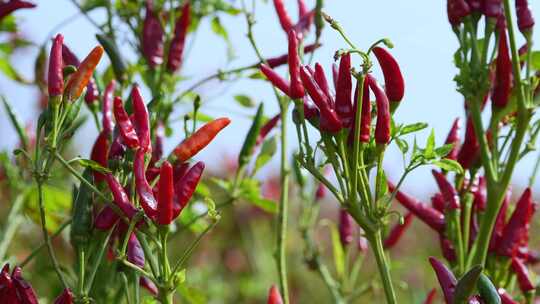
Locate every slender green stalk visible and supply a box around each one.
[367,231,396,304]
[0,194,26,260]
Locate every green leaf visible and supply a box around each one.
[424,129,436,158]
[210,16,235,60]
[0,54,26,83]
[435,144,454,158]
[233,94,255,107]
[1,97,28,150]
[453,265,483,304]
[186,112,214,123]
[253,136,277,174]
[177,284,207,304]
[239,178,277,213]
[395,137,408,154]
[400,122,428,136]
[530,51,540,71]
[433,159,464,174]
[72,158,111,174]
[26,185,71,232]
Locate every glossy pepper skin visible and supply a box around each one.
[256,114,280,146]
[0,0,36,21]
[142,0,164,68]
[131,85,152,153]
[367,74,391,144]
[272,0,293,32]
[173,118,231,162]
[65,46,104,101]
[338,209,354,246]
[314,63,333,102]
[492,28,512,108]
[10,265,39,304]
[498,289,518,304]
[90,130,109,183]
[516,0,534,33]
[351,77,371,143]
[429,257,457,304]
[432,170,460,210]
[372,47,405,103]
[496,188,534,256]
[127,233,145,267]
[102,80,116,135]
[105,173,138,219]
[260,64,291,96]
[157,161,174,225]
[444,118,461,160]
[48,34,64,97]
[447,0,470,25]
[167,2,191,72]
[113,96,140,149]
[483,0,502,18]
[287,29,305,99]
[267,284,284,304]
[457,116,480,169]
[384,212,414,249]
[511,257,535,293]
[335,53,353,127]
[134,149,158,218]
[173,161,204,215]
[54,288,74,304]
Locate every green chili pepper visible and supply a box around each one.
[238,103,264,167]
[70,170,95,249]
[477,274,501,304]
[95,34,127,83]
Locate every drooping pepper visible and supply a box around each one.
[142,0,164,68]
[167,2,191,72]
[338,209,353,246]
[429,257,457,304]
[492,28,512,108]
[267,284,284,304]
[94,206,119,230]
[498,289,518,304]
[367,74,391,145]
[53,288,74,304]
[288,29,305,99]
[335,53,353,127]
[173,118,231,162]
[372,47,405,104]
[102,80,116,136]
[131,85,152,153]
[439,235,457,262]
[483,0,502,19]
[261,64,291,96]
[383,212,414,249]
[473,176,487,211]
[388,182,446,232]
[422,288,437,304]
[266,43,320,68]
[140,277,158,296]
[314,63,333,102]
[0,0,36,21]
[447,0,471,26]
[113,96,140,149]
[457,116,480,169]
[489,190,509,251]
[256,114,280,146]
[11,265,38,304]
[297,0,308,20]
[105,173,138,219]
[127,233,145,267]
[516,0,534,34]
[432,170,460,210]
[444,118,461,160]
[90,130,109,183]
[134,149,158,218]
[65,46,104,102]
[496,188,534,257]
[157,161,174,225]
[173,161,205,215]
[511,257,535,293]
[272,0,293,32]
[48,34,64,98]
[351,77,371,143]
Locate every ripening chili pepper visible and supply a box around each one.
[339,209,353,247]
[105,173,138,219]
[483,0,502,18]
[53,288,74,304]
[90,130,109,183]
[447,0,471,26]
[0,0,36,21]
[353,77,372,143]
[423,288,437,304]
[297,0,308,19]
[429,257,457,304]
[300,66,342,132]
[65,46,104,101]
[157,161,174,225]
[388,182,446,232]
[384,212,414,249]
[11,266,38,304]
[102,80,116,135]
[439,235,457,262]
[516,0,534,34]
[173,118,231,162]
[489,190,509,251]
[432,170,460,210]
[431,193,445,212]
[492,28,512,108]
[266,43,320,68]
[498,289,518,304]
[473,176,487,211]
[272,0,293,32]
[457,116,480,169]
[131,85,152,153]
[142,0,164,68]
[127,233,145,267]
[48,34,64,98]
[367,74,391,145]
[167,2,190,72]
[314,63,333,102]
[113,97,140,149]
[256,114,280,146]
[372,47,405,104]
[335,53,353,127]
[140,277,158,296]
[134,150,158,218]
[511,257,535,293]
[444,118,461,160]
[94,206,119,230]
[466,0,481,11]
[267,284,284,304]
[173,161,204,216]
[261,64,291,96]
[70,170,94,249]
[84,78,99,106]
[239,104,264,167]
[95,34,127,82]
[496,188,534,257]
[288,29,305,99]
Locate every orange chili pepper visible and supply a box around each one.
[65,46,104,101]
[173,118,231,162]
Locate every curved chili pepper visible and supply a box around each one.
[492,28,512,108]
[127,233,145,267]
[0,264,17,302]
[173,161,204,217]
[432,170,460,210]
[90,130,109,183]
[338,209,353,246]
[142,0,164,68]
[355,77,372,143]
[372,47,405,103]
[140,277,158,296]
[239,104,264,167]
[94,206,119,230]
[429,257,457,304]
[300,66,342,132]
[297,0,308,19]
[422,288,437,304]
[71,170,94,249]
[444,118,461,160]
[439,234,457,262]
[173,118,231,162]
[167,2,190,72]
[431,193,445,212]
[131,85,152,153]
[483,0,502,18]
[314,63,333,102]
[105,173,138,219]
[95,34,127,82]
[102,80,116,135]
[367,74,390,145]
[0,0,35,21]
[294,9,314,36]
[447,0,470,26]
[388,182,445,232]
[261,64,291,96]
[11,266,38,304]
[473,176,487,211]
[457,116,480,169]
[65,46,104,101]
[498,288,518,304]
[84,79,99,106]
[266,43,320,68]
[336,53,353,127]
[134,149,158,218]
[267,284,284,304]
[384,212,414,249]
[272,0,293,32]
[288,29,304,99]
[489,190,509,251]
[257,114,280,146]
[54,288,74,304]
[496,188,534,257]
[511,257,535,293]
[113,96,140,149]
[516,0,534,34]
[48,34,64,98]
[157,161,174,225]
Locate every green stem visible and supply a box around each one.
[367,231,396,304]
[84,228,115,293]
[0,194,26,260]
[20,220,71,267]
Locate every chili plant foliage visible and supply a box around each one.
[0,0,539,303]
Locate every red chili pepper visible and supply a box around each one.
[357,77,372,143]
[300,66,342,132]
[335,53,353,127]
[492,28,512,108]
[332,63,339,90]
[266,43,320,68]
[388,182,446,232]
[90,130,109,183]
[288,29,304,99]
[297,0,308,19]
[267,284,284,304]
[429,257,457,304]
[496,188,534,257]
[367,74,391,145]
[511,257,535,293]
[447,0,471,26]
[113,96,140,149]
[0,264,17,302]
[272,0,293,32]
[48,34,64,98]
[302,97,320,120]
[157,161,174,225]
[173,161,204,217]
[431,193,445,212]
[294,9,314,36]
[314,63,333,103]
[483,0,502,18]
[134,149,158,218]
[384,212,414,249]
[53,288,74,304]
[84,79,99,106]
[142,0,164,68]
[516,0,534,33]
[127,233,145,267]
[423,288,437,304]
[61,43,79,67]
[105,173,138,219]
[173,118,231,162]
[444,118,461,160]
[257,114,280,146]
[65,46,104,101]
[498,288,518,304]
[432,170,460,210]
[151,125,164,166]
[11,266,38,304]
[0,0,36,21]
[167,1,190,72]
[489,190,509,251]
[102,80,116,136]
[131,85,152,153]
[466,0,481,11]
[372,47,405,103]
[473,176,487,211]
[94,206,119,230]
[457,116,480,169]
[261,64,291,96]
[339,209,353,247]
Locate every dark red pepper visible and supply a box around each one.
[94,206,119,230]
[113,96,140,149]
[297,0,308,20]
[429,257,457,304]
[492,28,512,108]
[498,288,518,304]
[511,257,535,293]
[384,212,414,249]
[105,173,138,219]
[140,277,158,296]
[131,85,152,153]
[142,0,164,68]
[272,0,293,32]
[432,170,460,210]
[466,0,481,11]
[496,188,534,257]
[372,47,405,103]
[261,64,291,96]
[367,74,390,145]
[134,149,158,218]
[90,130,109,183]
[157,161,174,225]
[444,118,461,160]
[439,234,457,262]
[473,176,487,211]
[516,0,534,33]
[127,233,145,267]
[314,63,333,103]
[167,2,190,72]
[53,288,74,304]
[257,114,280,146]
[0,0,36,21]
[483,0,502,18]
[11,266,38,304]
[335,53,353,127]
[351,77,372,143]
[423,288,437,304]
[447,0,471,25]
[457,116,480,169]
[338,209,353,247]
[489,190,509,251]
[267,284,284,304]
[266,43,320,68]
[431,193,445,212]
[48,34,64,98]
[173,161,204,217]
[102,80,116,136]
[288,29,304,99]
